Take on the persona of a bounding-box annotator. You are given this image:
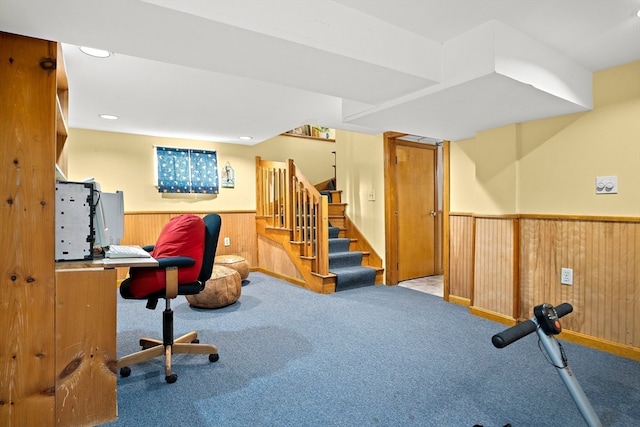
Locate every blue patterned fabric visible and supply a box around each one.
[156,146,219,194]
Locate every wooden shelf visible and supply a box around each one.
[55,43,69,175]
[281,132,335,142]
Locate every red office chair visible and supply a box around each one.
[117,213,221,383]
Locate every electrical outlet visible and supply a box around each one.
[224,237,230,246]
[367,190,375,201]
[561,267,573,285]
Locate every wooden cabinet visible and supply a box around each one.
[0,31,117,426]
[55,268,117,426]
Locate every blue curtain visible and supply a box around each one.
[189,149,219,194]
[156,146,219,194]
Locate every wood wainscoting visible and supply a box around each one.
[519,216,639,360]
[448,213,640,360]
[448,213,474,304]
[472,215,519,324]
[117,211,257,281]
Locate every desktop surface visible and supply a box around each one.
[56,256,158,270]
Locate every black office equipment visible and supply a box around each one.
[55,181,94,261]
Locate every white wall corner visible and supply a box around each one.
[493,21,593,109]
[442,20,499,84]
[442,20,592,110]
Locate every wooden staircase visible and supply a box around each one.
[255,157,383,293]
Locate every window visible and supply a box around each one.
[155,146,219,194]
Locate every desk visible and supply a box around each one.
[56,256,159,270]
[54,257,157,426]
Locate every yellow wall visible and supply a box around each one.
[252,134,336,185]
[335,130,386,261]
[67,129,353,212]
[67,130,255,212]
[451,61,640,216]
[450,124,519,214]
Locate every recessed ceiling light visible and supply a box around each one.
[637,9,640,18]
[239,136,253,140]
[79,46,112,58]
[99,114,119,120]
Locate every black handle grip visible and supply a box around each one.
[491,302,574,348]
[554,302,573,318]
[491,320,537,348]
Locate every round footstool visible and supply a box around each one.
[186,265,241,309]
[215,254,249,280]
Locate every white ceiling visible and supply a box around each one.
[1,0,639,145]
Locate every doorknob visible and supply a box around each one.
[429,211,436,217]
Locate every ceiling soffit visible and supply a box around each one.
[344,21,593,141]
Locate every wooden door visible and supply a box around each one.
[396,144,436,281]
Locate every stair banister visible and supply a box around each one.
[256,156,329,277]
[256,156,289,228]
[290,159,329,275]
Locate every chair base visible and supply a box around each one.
[117,331,218,383]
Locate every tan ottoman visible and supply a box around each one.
[215,254,249,280]
[186,265,241,308]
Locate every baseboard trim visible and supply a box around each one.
[447,295,470,307]
[470,306,516,327]
[255,267,307,288]
[559,329,640,362]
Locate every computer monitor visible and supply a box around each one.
[100,190,124,245]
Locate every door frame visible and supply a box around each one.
[383,133,450,294]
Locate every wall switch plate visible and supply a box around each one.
[561,267,573,285]
[596,176,618,194]
[224,237,230,246]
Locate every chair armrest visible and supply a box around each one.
[155,257,196,299]
[156,256,196,269]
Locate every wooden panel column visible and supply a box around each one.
[0,32,58,426]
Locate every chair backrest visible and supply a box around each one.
[199,213,222,284]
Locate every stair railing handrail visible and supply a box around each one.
[256,156,328,277]
[256,156,289,227]
[289,159,329,276]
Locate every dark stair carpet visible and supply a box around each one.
[319,178,336,203]
[328,226,376,291]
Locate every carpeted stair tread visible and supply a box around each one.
[329,238,351,253]
[327,218,375,291]
[329,251,363,269]
[331,265,377,291]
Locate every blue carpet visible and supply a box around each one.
[107,273,640,426]
[328,226,376,291]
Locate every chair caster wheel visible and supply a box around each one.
[209,353,219,362]
[165,373,178,383]
[120,366,131,377]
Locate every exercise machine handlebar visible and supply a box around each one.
[490,302,601,426]
[491,302,573,348]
